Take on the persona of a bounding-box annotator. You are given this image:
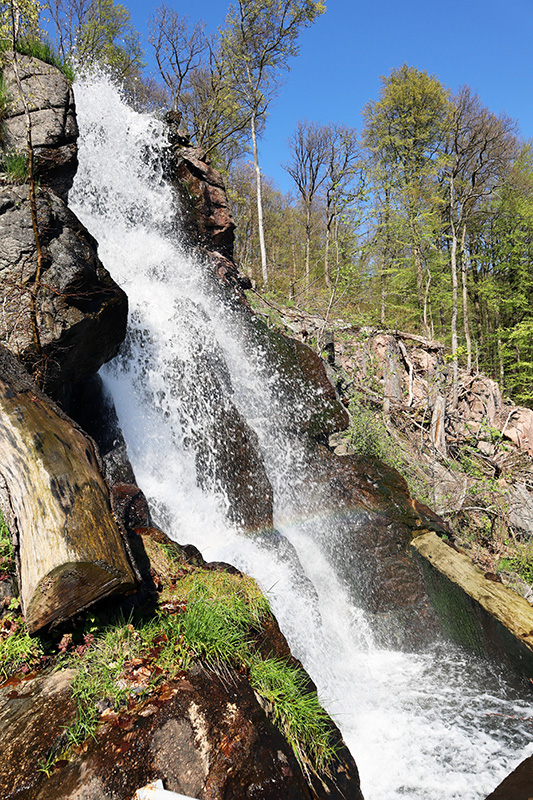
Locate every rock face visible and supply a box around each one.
[0,346,138,633]
[306,443,444,648]
[485,755,533,800]
[0,185,128,396]
[1,53,78,199]
[164,115,236,261]
[27,665,350,800]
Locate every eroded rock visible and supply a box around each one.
[0,185,127,396]
[2,53,78,199]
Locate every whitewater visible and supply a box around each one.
[69,76,533,800]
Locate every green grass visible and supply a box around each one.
[248,656,337,776]
[0,615,43,679]
[60,567,337,777]
[0,150,28,183]
[0,38,75,82]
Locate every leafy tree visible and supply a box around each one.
[363,64,451,335]
[220,0,325,286]
[49,0,144,80]
[323,123,360,289]
[443,86,516,399]
[0,0,43,47]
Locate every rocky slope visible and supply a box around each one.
[0,53,364,799]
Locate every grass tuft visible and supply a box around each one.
[0,615,43,679]
[248,656,338,775]
[59,566,337,778]
[0,150,28,183]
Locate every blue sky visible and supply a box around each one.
[125,0,533,193]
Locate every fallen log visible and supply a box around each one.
[0,346,138,632]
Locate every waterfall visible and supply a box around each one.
[70,76,533,800]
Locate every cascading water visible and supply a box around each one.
[70,77,533,800]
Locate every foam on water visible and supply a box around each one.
[70,76,533,800]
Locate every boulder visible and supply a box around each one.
[306,444,446,648]
[0,185,127,396]
[485,755,533,799]
[1,53,78,199]
[0,345,138,632]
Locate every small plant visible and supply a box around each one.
[0,150,28,183]
[0,615,43,679]
[248,655,337,776]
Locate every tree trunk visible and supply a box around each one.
[0,348,138,633]
[450,179,459,409]
[305,200,311,294]
[250,113,268,286]
[324,195,333,290]
[460,222,472,372]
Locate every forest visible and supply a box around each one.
[2,0,532,407]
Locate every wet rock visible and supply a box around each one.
[2,53,78,200]
[252,319,349,441]
[485,755,533,799]
[0,186,128,396]
[306,443,445,648]
[27,663,361,800]
[111,484,152,532]
[0,668,77,799]
[164,120,235,260]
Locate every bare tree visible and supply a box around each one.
[444,87,517,401]
[284,119,330,292]
[147,6,208,112]
[324,123,359,288]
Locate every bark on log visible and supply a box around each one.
[0,347,138,632]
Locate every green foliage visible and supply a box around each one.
[1,36,75,80]
[347,396,395,462]
[248,655,337,774]
[0,0,44,48]
[49,0,143,83]
[0,616,43,678]
[60,566,336,778]
[0,149,28,182]
[499,548,533,586]
[0,511,11,564]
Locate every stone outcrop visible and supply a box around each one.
[0,185,128,396]
[0,527,363,800]
[305,443,445,648]
[164,113,236,261]
[0,345,138,632]
[1,53,78,199]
